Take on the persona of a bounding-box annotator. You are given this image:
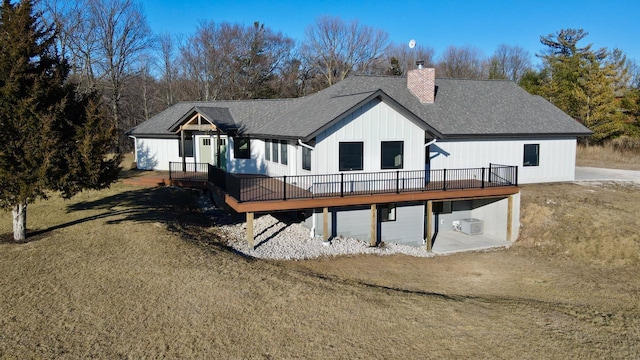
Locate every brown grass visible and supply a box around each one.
[1,179,639,358]
[577,141,640,170]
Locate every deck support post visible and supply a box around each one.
[246,212,255,248]
[180,128,186,172]
[216,128,222,168]
[506,195,514,242]
[370,204,377,246]
[426,200,433,252]
[323,207,329,241]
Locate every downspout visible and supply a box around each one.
[425,138,437,147]
[298,139,314,150]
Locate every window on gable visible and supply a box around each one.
[280,140,288,165]
[302,147,312,171]
[523,144,539,167]
[339,142,364,171]
[272,140,279,162]
[234,137,251,159]
[380,204,396,222]
[265,140,270,161]
[178,133,194,158]
[381,141,404,169]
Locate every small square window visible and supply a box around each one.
[202,138,211,146]
[381,141,403,169]
[523,144,539,167]
[234,137,251,159]
[380,204,396,222]
[339,142,363,171]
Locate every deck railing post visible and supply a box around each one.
[283,175,287,201]
[396,170,400,193]
[481,167,485,188]
[169,162,173,180]
[443,169,447,191]
[514,166,518,186]
[340,173,344,197]
[489,163,492,183]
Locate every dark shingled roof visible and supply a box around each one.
[127,75,591,140]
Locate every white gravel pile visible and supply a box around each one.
[199,195,433,260]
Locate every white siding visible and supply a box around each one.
[259,139,298,177]
[135,137,190,171]
[430,138,577,184]
[227,138,266,174]
[315,98,425,174]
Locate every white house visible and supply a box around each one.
[127,68,591,249]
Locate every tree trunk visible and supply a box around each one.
[12,202,27,242]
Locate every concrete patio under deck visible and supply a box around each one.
[431,231,512,254]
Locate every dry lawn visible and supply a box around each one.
[577,143,640,170]
[1,177,639,358]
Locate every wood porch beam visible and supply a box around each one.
[426,200,433,252]
[507,195,514,242]
[323,207,329,241]
[246,212,254,248]
[370,204,377,247]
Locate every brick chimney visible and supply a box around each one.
[407,62,435,103]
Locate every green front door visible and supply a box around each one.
[199,137,212,164]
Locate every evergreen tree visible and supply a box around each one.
[531,29,630,142]
[0,0,120,242]
[386,57,403,76]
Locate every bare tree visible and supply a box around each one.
[488,44,532,82]
[301,15,389,87]
[87,0,153,149]
[381,42,436,75]
[158,33,178,106]
[39,0,99,90]
[437,45,486,79]
[180,21,294,100]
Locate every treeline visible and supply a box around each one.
[39,0,640,150]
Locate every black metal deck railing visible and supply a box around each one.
[207,163,517,203]
[169,162,209,181]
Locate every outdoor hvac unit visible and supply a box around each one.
[460,218,484,235]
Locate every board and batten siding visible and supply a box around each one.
[430,138,577,184]
[314,98,425,174]
[135,137,189,171]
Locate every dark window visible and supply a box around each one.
[380,204,396,222]
[202,138,211,146]
[302,147,312,171]
[280,141,288,165]
[234,137,251,159]
[272,140,279,162]
[179,134,194,157]
[523,144,539,167]
[381,141,403,169]
[265,140,270,161]
[339,142,364,171]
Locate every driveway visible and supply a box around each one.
[575,167,640,183]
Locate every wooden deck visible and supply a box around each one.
[122,171,208,189]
